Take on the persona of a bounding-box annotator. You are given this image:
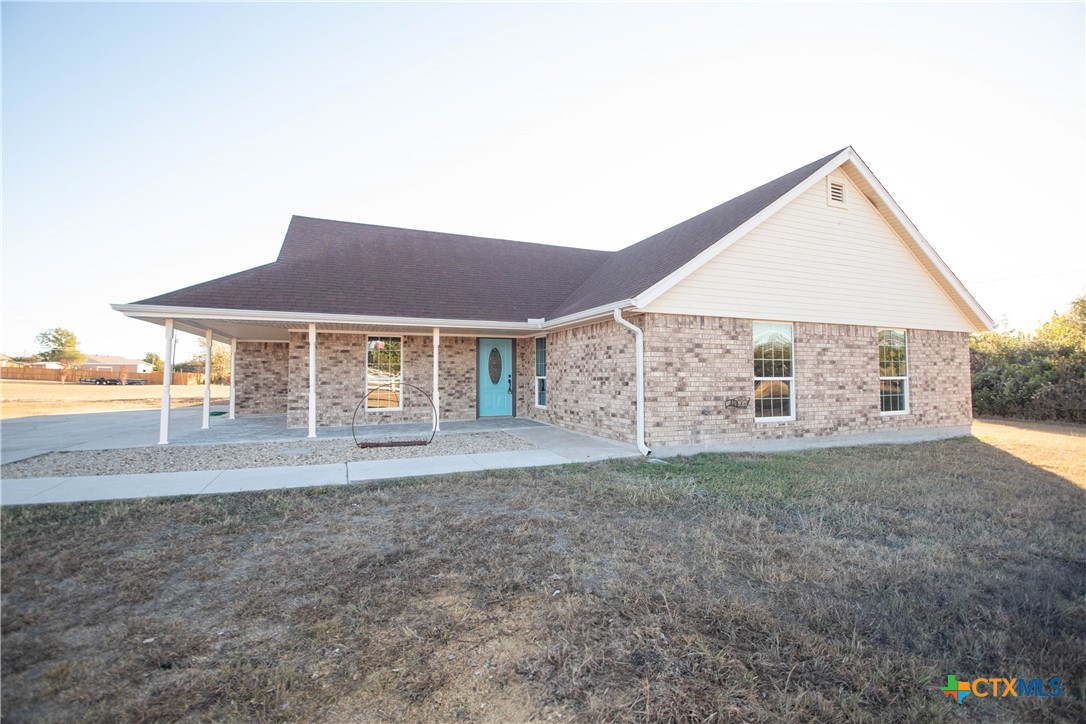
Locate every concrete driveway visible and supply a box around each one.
[1,408,208,464]
[2,405,371,464]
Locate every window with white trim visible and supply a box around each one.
[534,337,547,408]
[366,336,402,410]
[753,322,795,421]
[878,329,908,414]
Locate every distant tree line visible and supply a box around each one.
[970,296,1086,423]
[10,328,232,385]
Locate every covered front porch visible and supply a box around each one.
[111,309,540,446]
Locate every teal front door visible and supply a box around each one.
[478,338,513,417]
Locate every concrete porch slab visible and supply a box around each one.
[0,408,554,465]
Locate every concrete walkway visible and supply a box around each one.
[1,413,640,506]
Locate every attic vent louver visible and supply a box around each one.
[828,178,847,207]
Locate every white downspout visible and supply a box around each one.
[612,308,651,456]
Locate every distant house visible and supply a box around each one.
[0,354,27,367]
[78,356,153,374]
[115,147,993,451]
[30,361,64,370]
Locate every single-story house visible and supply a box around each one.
[29,361,64,370]
[113,147,993,452]
[78,356,153,374]
[0,354,27,367]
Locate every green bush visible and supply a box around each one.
[970,297,1086,423]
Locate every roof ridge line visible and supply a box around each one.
[283,215,613,257]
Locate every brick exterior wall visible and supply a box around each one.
[239,316,970,448]
[287,332,365,428]
[234,342,288,415]
[515,339,534,419]
[427,336,478,423]
[517,319,638,444]
[641,314,972,448]
[285,332,477,428]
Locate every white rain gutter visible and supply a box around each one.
[540,299,638,331]
[110,299,640,335]
[110,303,546,332]
[612,308,651,457]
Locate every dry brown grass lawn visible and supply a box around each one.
[0,380,230,419]
[972,417,1084,488]
[2,419,1083,722]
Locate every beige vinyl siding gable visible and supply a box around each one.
[643,172,974,332]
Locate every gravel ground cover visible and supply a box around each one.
[0,432,535,478]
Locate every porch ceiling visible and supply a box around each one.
[128,316,538,343]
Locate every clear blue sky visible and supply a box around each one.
[3,2,1083,361]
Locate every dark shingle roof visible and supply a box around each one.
[136,150,843,322]
[138,218,612,321]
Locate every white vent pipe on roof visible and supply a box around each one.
[613,308,651,457]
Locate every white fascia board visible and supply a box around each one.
[843,153,996,331]
[111,299,638,334]
[633,149,853,309]
[111,303,545,332]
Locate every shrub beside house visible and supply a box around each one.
[970,297,1086,423]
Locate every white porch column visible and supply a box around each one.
[228,337,236,420]
[432,327,441,432]
[202,329,212,429]
[308,323,317,438]
[159,319,174,445]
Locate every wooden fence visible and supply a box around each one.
[0,367,206,385]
